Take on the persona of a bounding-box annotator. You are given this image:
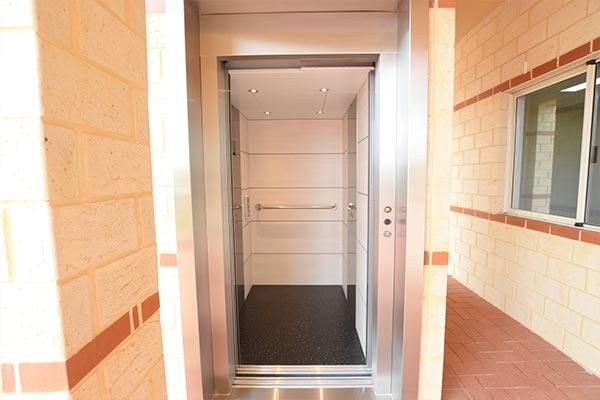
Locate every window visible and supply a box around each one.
[509,61,600,227]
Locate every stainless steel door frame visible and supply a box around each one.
[218,59,240,391]
[203,54,422,396]
[391,1,428,399]
[175,2,214,399]
[184,7,428,398]
[223,62,376,382]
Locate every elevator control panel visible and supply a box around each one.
[244,195,251,219]
[383,206,393,237]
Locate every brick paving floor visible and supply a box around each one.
[442,277,600,400]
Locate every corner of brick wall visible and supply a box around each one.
[450,0,600,378]
[1,0,166,398]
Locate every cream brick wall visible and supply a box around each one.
[1,3,67,398]
[147,9,177,256]
[451,0,600,377]
[146,3,188,399]
[418,6,455,400]
[1,0,166,397]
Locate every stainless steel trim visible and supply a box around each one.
[174,2,214,399]
[201,52,411,396]
[220,60,239,394]
[237,365,372,376]
[369,53,397,396]
[255,203,337,210]
[391,1,428,398]
[233,377,373,389]
[228,387,377,400]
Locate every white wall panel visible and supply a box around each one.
[356,242,367,302]
[357,138,368,195]
[248,154,342,188]
[242,223,251,263]
[356,192,368,250]
[347,153,356,188]
[355,78,369,356]
[251,221,342,254]
[356,78,369,142]
[243,258,253,299]
[347,252,356,284]
[342,220,348,255]
[239,112,249,152]
[356,291,367,352]
[250,188,342,221]
[348,220,357,251]
[248,120,342,153]
[242,119,344,286]
[240,152,249,190]
[251,254,342,285]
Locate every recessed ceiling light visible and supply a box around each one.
[264,111,270,115]
[317,110,323,114]
[248,88,258,94]
[319,88,329,93]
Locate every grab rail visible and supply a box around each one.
[255,203,337,211]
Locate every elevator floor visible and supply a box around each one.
[238,285,366,365]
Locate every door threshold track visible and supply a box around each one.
[233,375,373,389]
[237,365,372,377]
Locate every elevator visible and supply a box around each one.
[174,1,429,399]
[227,66,372,371]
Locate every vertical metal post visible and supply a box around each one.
[392,0,428,398]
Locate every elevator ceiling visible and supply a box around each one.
[229,68,370,120]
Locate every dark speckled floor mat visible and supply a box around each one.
[238,285,366,365]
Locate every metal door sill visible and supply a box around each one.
[237,364,372,376]
[233,376,373,389]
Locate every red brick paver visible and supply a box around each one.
[442,278,600,400]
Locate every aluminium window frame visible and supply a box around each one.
[504,61,599,229]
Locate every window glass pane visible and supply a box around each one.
[586,65,600,226]
[512,73,586,218]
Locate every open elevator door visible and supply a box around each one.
[178,1,428,397]
[221,60,376,386]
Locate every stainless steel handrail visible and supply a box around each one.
[255,203,337,211]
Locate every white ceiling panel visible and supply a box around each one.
[229,68,370,120]
[198,0,399,15]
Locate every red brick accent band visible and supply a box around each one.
[594,37,600,52]
[141,292,160,322]
[450,205,600,245]
[66,313,131,389]
[159,253,178,267]
[559,43,591,67]
[1,364,15,393]
[2,292,160,394]
[132,305,140,330]
[430,0,456,7]
[424,250,449,265]
[454,37,599,111]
